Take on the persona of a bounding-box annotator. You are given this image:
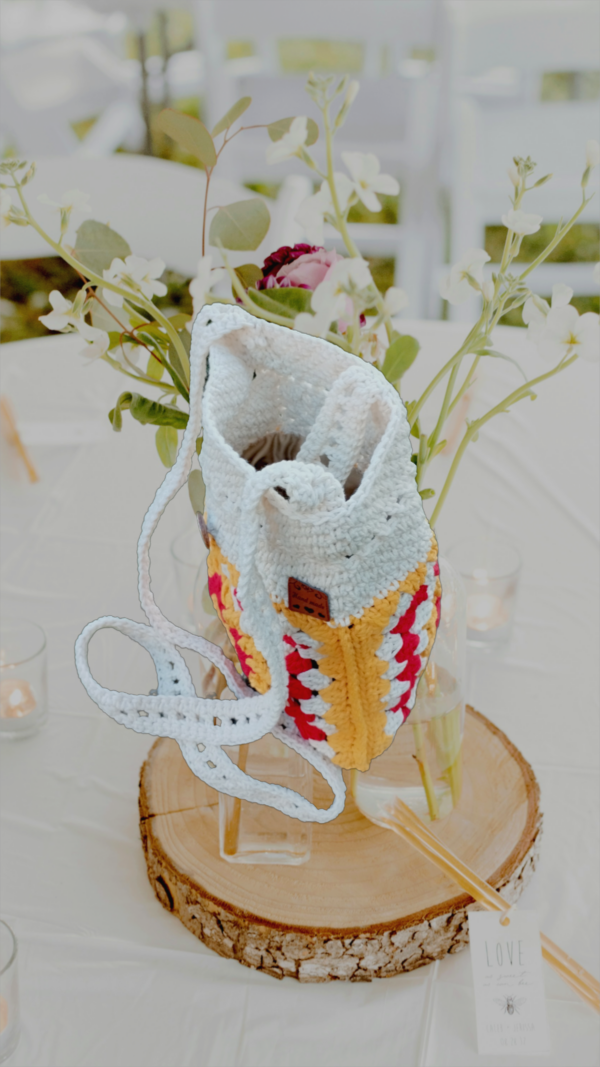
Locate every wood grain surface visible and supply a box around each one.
[139,707,541,981]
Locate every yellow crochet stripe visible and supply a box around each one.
[207,535,438,771]
[206,536,271,694]
[275,558,430,772]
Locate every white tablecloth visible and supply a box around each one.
[1,324,598,1067]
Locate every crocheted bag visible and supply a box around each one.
[75,303,440,823]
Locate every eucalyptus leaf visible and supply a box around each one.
[168,328,191,388]
[156,425,179,468]
[234,263,263,290]
[188,469,206,514]
[168,313,192,331]
[209,198,270,251]
[146,353,164,381]
[74,220,131,275]
[382,334,420,383]
[108,392,189,430]
[267,116,319,146]
[156,109,216,168]
[248,286,312,317]
[212,96,252,136]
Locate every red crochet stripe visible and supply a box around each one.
[389,583,432,718]
[207,572,226,615]
[390,583,429,635]
[284,700,327,741]
[228,627,253,677]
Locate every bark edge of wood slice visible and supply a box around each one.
[139,707,541,982]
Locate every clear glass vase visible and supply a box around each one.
[219,735,312,865]
[351,557,467,826]
[170,530,313,864]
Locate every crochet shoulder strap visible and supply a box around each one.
[75,304,345,823]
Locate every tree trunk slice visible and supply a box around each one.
[139,707,541,982]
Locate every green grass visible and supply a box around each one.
[485,223,599,263]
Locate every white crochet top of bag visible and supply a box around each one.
[198,306,433,623]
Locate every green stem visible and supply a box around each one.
[430,354,578,526]
[409,322,484,431]
[447,355,480,416]
[412,721,439,821]
[13,179,192,387]
[519,194,591,282]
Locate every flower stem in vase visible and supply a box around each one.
[221,744,249,856]
[411,720,440,821]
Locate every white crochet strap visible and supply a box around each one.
[74,305,346,823]
[297,365,383,485]
[74,615,345,822]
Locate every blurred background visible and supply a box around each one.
[1,0,599,341]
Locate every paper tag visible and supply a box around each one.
[469,910,551,1056]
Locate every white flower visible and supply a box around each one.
[39,289,108,358]
[383,286,409,316]
[344,80,360,107]
[440,248,490,305]
[1,189,14,228]
[103,255,167,307]
[39,290,83,332]
[359,325,386,364]
[586,139,600,169]
[536,304,599,363]
[507,166,520,188]
[266,117,308,165]
[81,329,110,361]
[523,283,573,341]
[295,174,354,244]
[295,257,373,337]
[37,189,91,214]
[341,151,399,213]
[481,280,495,303]
[593,262,600,285]
[501,209,543,236]
[189,255,226,317]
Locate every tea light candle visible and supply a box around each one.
[0,678,36,718]
[466,567,509,632]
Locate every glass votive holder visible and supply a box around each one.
[219,735,312,865]
[0,620,47,739]
[447,537,521,648]
[0,920,20,1064]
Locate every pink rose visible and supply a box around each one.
[275,248,344,290]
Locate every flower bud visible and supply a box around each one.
[482,280,495,303]
[586,139,600,169]
[507,166,520,188]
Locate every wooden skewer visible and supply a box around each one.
[0,396,39,483]
[379,798,600,1013]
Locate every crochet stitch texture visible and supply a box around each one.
[75,304,439,820]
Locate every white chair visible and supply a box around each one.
[0,33,143,157]
[0,155,272,279]
[441,0,600,321]
[191,0,447,317]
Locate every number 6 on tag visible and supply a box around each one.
[469,910,551,1056]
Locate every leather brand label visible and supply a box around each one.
[288,577,330,622]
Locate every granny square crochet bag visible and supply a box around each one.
[75,303,440,823]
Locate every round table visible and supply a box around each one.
[1,327,598,1067]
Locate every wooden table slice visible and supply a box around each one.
[139,707,541,982]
